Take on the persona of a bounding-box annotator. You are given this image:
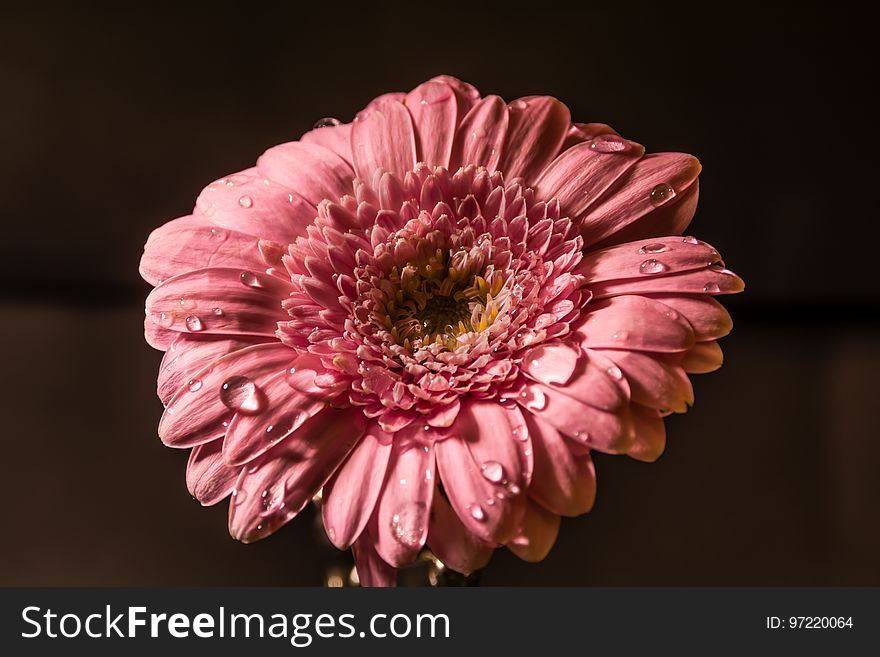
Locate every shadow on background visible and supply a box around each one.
[0,1,876,585]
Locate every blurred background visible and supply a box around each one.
[1,1,877,585]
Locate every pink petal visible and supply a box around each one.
[222,369,328,466]
[300,122,353,164]
[405,80,457,168]
[158,335,266,405]
[594,180,699,248]
[544,347,630,412]
[424,397,461,428]
[373,431,436,567]
[351,99,417,181]
[140,215,263,287]
[587,266,745,299]
[323,428,393,549]
[426,491,493,575]
[681,340,724,373]
[627,404,666,462]
[352,528,397,587]
[159,343,295,447]
[507,498,561,562]
[646,295,733,340]
[186,440,241,506]
[598,350,693,413]
[449,95,508,170]
[429,75,480,116]
[377,408,418,433]
[497,96,570,184]
[577,295,695,352]
[579,153,701,247]
[523,384,635,453]
[435,400,530,544]
[144,314,175,350]
[579,237,723,284]
[194,171,317,244]
[145,267,291,339]
[534,138,644,219]
[561,122,617,150]
[228,407,367,543]
[525,413,596,516]
[257,142,354,207]
[521,340,582,386]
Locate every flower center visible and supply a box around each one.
[378,246,505,351]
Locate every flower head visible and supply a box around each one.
[141,76,743,585]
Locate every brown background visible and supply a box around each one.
[0,1,877,585]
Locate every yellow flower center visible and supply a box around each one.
[377,247,505,351]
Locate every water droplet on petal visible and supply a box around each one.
[212,307,224,317]
[184,315,204,332]
[574,430,590,443]
[510,99,528,111]
[589,133,628,153]
[220,376,264,414]
[313,117,341,129]
[480,461,505,483]
[469,504,486,521]
[638,242,667,254]
[682,236,699,245]
[238,195,253,208]
[240,271,263,288]
[703,282,721,294]
[639,259,668,275]
[650,182,676,206]
[607,365,623,380]
[187,378,202,392]
[390,503,427,547]
[612,330,629,342]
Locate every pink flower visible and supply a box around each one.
[141,76,742,586]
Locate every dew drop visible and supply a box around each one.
[639,259,668,275]
[220,376,264,414]
[469,504,486,521]
[240,271,263,288]
[510,99,528,111]
[184,315,204,332]
[638,242,667,254]
[238,195,253,209]
[607,365,623,380]
[390,503,426,547]
[682,236,699,245]
[703,282,721,294]
[313,117,341,129]
[612,330,629,342]
[480,461,505,484]
[649,182,676,206]
[574,430,590,443]
[212,307,224,317]
[187,378,202,392]
[589,134,628,153]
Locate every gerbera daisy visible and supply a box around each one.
[140,76,742,586]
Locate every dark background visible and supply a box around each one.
[1,1,876,585]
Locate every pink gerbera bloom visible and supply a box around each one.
[140,76,742,586]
